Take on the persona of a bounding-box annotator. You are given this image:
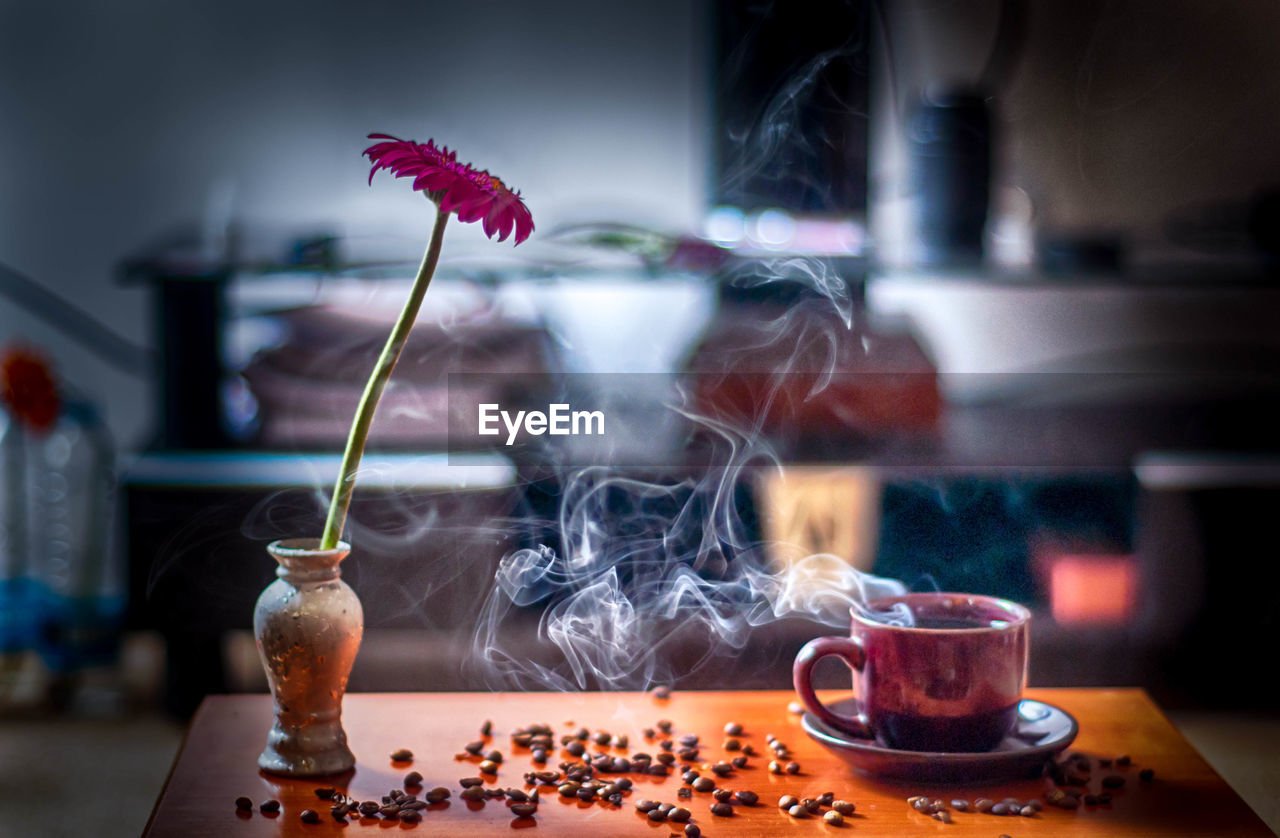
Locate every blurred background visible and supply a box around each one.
[3,0,1280,835]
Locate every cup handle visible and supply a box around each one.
[792,635,872,739]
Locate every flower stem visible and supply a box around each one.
[320,207,449,550]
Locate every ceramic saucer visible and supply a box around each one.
[801,697,1078,783]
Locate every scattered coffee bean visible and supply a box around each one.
[1026,799,1043,811]
[657,720,674,733]
[1116,754,1131,766]
[566,742,585,757]
[390,749,413,762]
[615,734,629,748]
[933,810,952,823]
[735,790,759,805]
[647,808,668,822]
[358,800,381,816]
[833,800,856,815]
[485,788,506,800]
[824,810,844,825]
[1020,804,1037,817]
[769,760,783,774]
[991,802,1011,815]
[710,762,734,777]
[731,756,748,769]
[660,740,674,751]
[1102,774,1126,789]
[725,721,743,735]
[379,804,401,817]
[330,802,350,819]
[802,798,822,814]
[724,738,741,751]
[742,744,758,756]
[788,701,804,714]
[400,809,422,823]
[299,809,320,823]
[642,727,656,738]
[677,787,692,799]
[669,806,692,822]
[635,799,660,812]
[480,719,492,736]
[680,734,700,747]
[1044,789,1066,805]
[818,792,835,806]
[685,825,700,838]
[404,771,423,787]
[459,777,484,788]
[785,761,800,774]
[682,770,699,784]
[711,802,734,816]
[532,749,547,763]
[712,788,733,803]
[651,685,673,699]
[788,804,807,818]
[576,787,597,802]
[594,731,611,746]
[511,803,537,817]
[779,795,799,809]
[658,803,675,815]
[558,783,580,798]
[647,764,670,776]
[314,787,335,800]
[949,798,969,811]
[485,750,503,763]
[657,752,677,765]
[235,797,253,812]
[975,797,996,812]
[1099,756,1113,766]
[1140,767,1155,782]
[693,777,715,792]
[461,786,487,802]
[260,799,281,814]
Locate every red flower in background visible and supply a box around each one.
[1,346,60,433]
[364,134,534,245]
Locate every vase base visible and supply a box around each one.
[258,719,356,777]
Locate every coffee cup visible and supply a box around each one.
[792,592,1030,753]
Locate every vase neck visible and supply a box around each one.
[267,538,350,585]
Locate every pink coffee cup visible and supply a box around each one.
[793,592,1030,752]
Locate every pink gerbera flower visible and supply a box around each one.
[364,134,534,245]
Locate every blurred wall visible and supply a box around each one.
[0,0,710,447]
[871,0,1280,264]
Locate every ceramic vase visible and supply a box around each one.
[254,537,363,777]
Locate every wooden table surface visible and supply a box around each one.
[145,689,1276,837]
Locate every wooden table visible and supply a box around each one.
[145,689,1276,837]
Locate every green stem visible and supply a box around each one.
[320,207,449,550]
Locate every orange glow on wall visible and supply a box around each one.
[1049,554,1138,625]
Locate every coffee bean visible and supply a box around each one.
[682,770,699,784]
[577,787,596,802]
[642,727,656,738]
[680,734,700,746]
[711,802,734,816]
[769,760,783,774]
[975,797,995,812]
[615,734,629,748]
[558,782,581,798]
[779,795,799,809]
[731,756,747,769]
[678,748,700,761]
[824,810,844,825]
[788,804,807,818]
[314,787,335,800]
[1000,797,1022,808]
[1026,799,1043,811]
[735,790,759,805]
[260,799,281,814]
[657,752,676,765]
[785,761,800,774]
[990,802,1011,816]
[685,825,701,838]
[833,800,856,815]
[647,764,669,776]
[480,719,493,736]
[635,799,660,812]
[616,778,633,790]
[933,810,952,823]
[1140,768,1155,782]
[506,788,529,802]
[693,777,715,792]
[532,749,547,763]
[511,802,537,817]
[712,788,733,803]
[358,801,380,816]
[818,792,835,806]
[677,787,692,799]
[390,749,413,762]
[404,771,423,787]
[1099,756,1113,766]
[299,808,320,823]
[657,719,673,733]
[461,786,487,802]
[608,792,623,806]
[1020,805,1037,816]
[566,742,585,757]
[742,744,758,756]
[594,731,611,746]
[1116,754,1131,766]
[1055,794,1080,809]
[399,809,421,823]
[724,738,741,751]
[788,701,804,714]
[1066,770,1090,785]
[379,804,401,816]
[1102,774,1126,789]
[235,797,253,812]
[651,685,673,699]
[391,789,406,801]
[950,798,969,811]
[710,762,734,777]
[802,798,822,814]
[1044,789,1065,805]
[481,759,500,775]
[725,721,744,735]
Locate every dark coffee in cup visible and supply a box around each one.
[793,593,1030,753]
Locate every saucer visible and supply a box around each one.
[801,697,1078,783]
